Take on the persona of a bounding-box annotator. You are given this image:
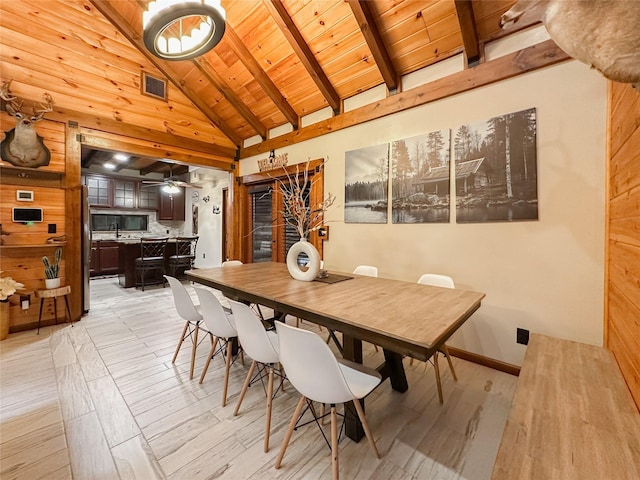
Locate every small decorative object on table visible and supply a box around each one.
[1,271,25,340]
[278,159,335,281]
[42,247,62,289]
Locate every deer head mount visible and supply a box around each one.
[501,0,640,90]
[1,80,54,168]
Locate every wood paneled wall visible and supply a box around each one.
[0,114,68,330]
[606,82,640,409]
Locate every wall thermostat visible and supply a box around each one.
[16,190,34,201]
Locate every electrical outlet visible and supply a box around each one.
[48,223,56,234]
[20,294,30,310]
[516,328,530,345]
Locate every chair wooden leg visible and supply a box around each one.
[352,399,381,459]
[222,339,233,407]
[264,366,274,452]
[279,363,286,392]
[331,405,339,480]
[234,360,256,416]
[198,335,219,384]
[320,403,326,425]
[434,352,443,404]
[296,317,300,327]
[441,344,457,382]
[189,322,199,380]
[275,395,306,469]
[172,321,190,364]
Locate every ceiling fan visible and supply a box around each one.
[141,165,202,191]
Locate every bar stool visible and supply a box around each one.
[34,285,72,334]
[168,236,198,277]
[135,237,168,291]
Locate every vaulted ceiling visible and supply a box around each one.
[1,0,543,170]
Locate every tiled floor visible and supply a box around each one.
[0,277,517,479]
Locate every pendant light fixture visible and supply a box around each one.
[143,0,226,61]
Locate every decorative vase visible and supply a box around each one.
[45,278,60,289]
[286,238,321,281]
[1,300,9,341]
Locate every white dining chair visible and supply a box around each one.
[275,322,381,480]
[352,265,378,277]
[416,273,458,403]
[222,260,266,320]
[165,275,206,380]
[194,287,242,407]
[228,299,283,453]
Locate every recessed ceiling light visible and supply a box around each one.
[104,162,116,170]
[113,153,129,162]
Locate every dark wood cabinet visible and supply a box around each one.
[90,241,99,275]
[84,174,157,210]
[86,175,111,207]
[159,188,185,220]
[90,240,120,276]
[113,179,136,208]
[98,241,120,274]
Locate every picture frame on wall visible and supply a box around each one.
[455,107,538,223]
[391,130,451,224]
[344,143,389,224]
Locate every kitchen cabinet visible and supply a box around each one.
[90,240,120,276]
[158,188,185,220]
[113,179,136,208]
[84,174,157,210]
[138,185,158,209]
[86,175,111,207]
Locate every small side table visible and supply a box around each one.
[34,285,72,334]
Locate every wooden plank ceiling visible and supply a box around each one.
[0,0,521,169]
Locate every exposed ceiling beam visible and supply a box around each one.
[223,26,299,129]
[263,0,341,114]
[80,131,234,171]
[113,155,138,172]
[192,57,267,140]
[241,40,570,158]
[82,149,98,168]
[455,0,481,67]
[140,161,170,176]
[88,0,242,147]
[50,107,236,160]
[348,0,397,91]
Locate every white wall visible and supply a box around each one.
[240,60,607,366]
[185,170,229,268]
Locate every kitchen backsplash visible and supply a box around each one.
[90,209,184,240]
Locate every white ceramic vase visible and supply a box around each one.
[286,238,321,281]
[45,278,60,289]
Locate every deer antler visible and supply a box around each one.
[0,80,16,102]
[33,93,54,120]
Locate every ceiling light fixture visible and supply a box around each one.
[162,183,181,194]
[113,153,129,162]
[143,0,226,61]
[104,162,116,170]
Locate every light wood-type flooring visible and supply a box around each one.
[0,277,517,480]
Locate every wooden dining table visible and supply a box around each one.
[186,262,485,441]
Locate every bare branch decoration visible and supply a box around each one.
[272,158,335,239]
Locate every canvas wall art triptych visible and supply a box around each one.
[344,107,538,224]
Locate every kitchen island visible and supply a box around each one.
[117,239,178,288]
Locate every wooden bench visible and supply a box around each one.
[491,333,640,479]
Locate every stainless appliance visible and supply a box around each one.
[81,185,91,312]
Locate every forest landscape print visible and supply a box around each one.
[391,130,450,223]
[344,143,389,223]
[455,107,538,223]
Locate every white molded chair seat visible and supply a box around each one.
[275,322,381,480]
[352,265,378,277]
[194,287,242,407]
[165,275,205,380]
[228,299,282,453]
[416,273,458,403]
